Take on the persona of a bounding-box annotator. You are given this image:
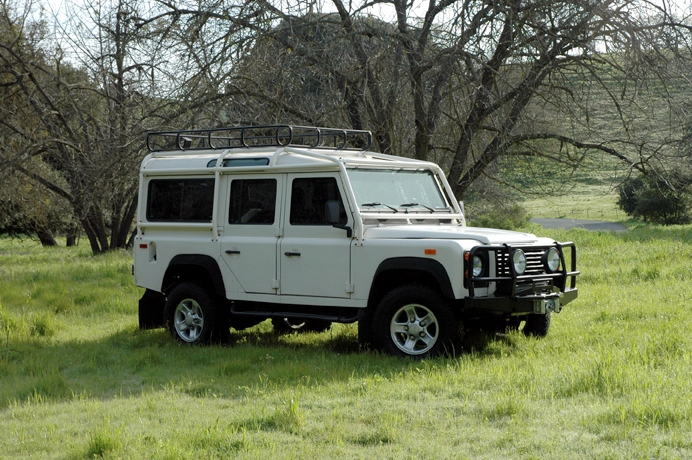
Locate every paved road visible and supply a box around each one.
[530,218,627,232]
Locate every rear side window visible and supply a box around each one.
[147,178,215,222]
[228,179,277,225]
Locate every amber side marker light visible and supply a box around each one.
[424,249,436,255]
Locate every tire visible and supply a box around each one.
[272,317,332,334]
[373,284,462,358]
[522,312,551,337]
[164,282,224,344]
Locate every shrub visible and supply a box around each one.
[462,178,531,230]
[466,201,531,230]
[617,173,692,225]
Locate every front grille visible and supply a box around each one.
[494,247,553,295]
[496,248,547,277]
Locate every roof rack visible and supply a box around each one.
[146,124,372,152]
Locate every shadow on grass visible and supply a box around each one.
[0,321,515,408]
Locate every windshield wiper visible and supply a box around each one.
[361,202,398,212]
[400,202,435,213]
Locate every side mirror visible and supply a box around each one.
[325,200,353,237]
[325,200,341,224]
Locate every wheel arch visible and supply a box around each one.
[367,257,455,309]
[162,254,226,296]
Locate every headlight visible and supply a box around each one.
[472,255,484,277]
[543,247,561,272]
[512,249,527,275]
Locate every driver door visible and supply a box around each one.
[279,173,352,298]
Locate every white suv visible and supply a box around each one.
[134,125,578,358]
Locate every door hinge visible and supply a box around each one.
[345,283,354,293]
[272,279,280,289]
[274,227,283,237]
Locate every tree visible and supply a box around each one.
[0,0,180,252]
[175,0,692,199]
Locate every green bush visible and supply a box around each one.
[617,173,692,225]
[466,202,530,230]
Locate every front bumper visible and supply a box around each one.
[463,241,579,316]
[463,287,578,314]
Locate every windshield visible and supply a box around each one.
[346,169,450,212]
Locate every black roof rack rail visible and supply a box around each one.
[146,125,373,152]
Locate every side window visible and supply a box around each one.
[290,177,347,225]
[228,179,277,225]
[147,178,214,222]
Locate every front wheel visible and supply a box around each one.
[164,282,223,344]
[373,284,462,358]
[522,312,551,337]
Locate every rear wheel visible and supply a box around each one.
[373,284,461,358]
[164,282,224,344]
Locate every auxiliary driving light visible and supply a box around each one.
[543,247,561,272]
[512,249,527,275]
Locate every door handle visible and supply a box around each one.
[284,252,301,257]
[225,250,241,255]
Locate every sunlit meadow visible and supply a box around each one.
[1,220,691,459]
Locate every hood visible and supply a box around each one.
[363,225,542,245]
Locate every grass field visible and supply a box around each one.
[522,183,624,221]
[1,223,692,459]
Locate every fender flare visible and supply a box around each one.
[164,254,226,296]
[372,257,455,299]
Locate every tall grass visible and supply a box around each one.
[0,228,691,459]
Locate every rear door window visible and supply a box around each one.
[228,179,277,225]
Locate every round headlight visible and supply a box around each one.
[472,255,484,277]
[512,249,527,275]
[543,247,561,272]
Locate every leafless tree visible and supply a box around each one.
[0,0,188,251]
[180,0,692,198]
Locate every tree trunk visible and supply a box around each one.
[37,229,58,247]
[66,224,78,247]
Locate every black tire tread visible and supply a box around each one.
[522,312,551,337]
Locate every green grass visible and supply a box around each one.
[522,182,624,221]
[1,228,692,459]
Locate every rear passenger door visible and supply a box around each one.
[221,175,283,294]
[279,173,352,298]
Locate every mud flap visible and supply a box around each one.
[138,289,166,330]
